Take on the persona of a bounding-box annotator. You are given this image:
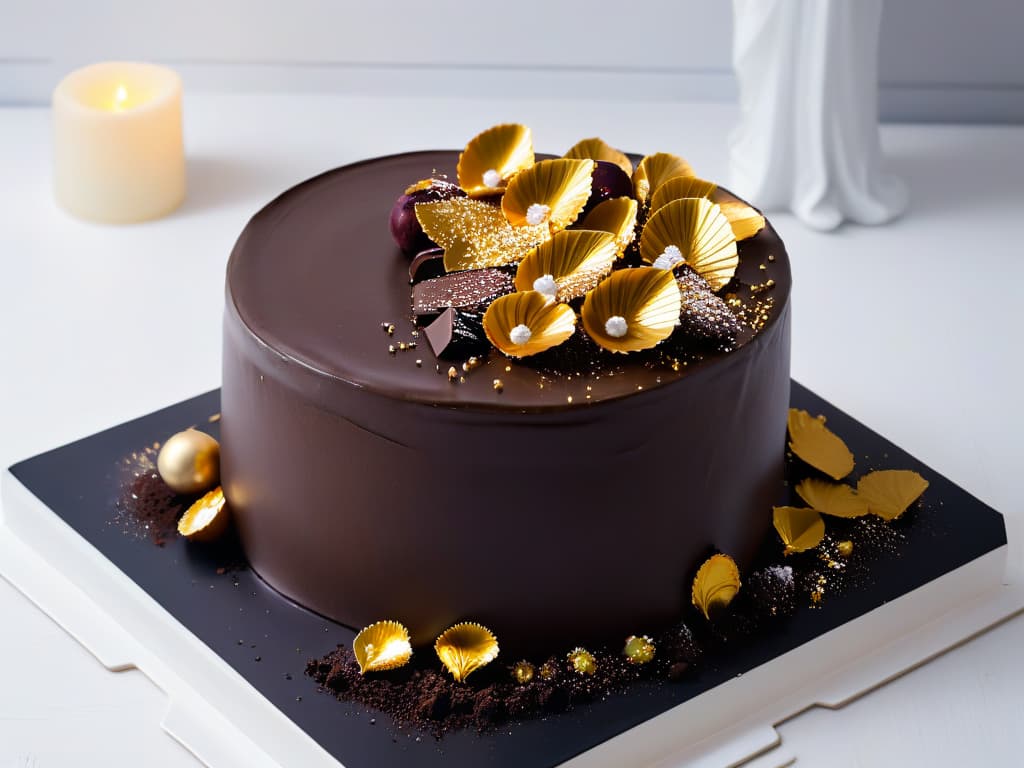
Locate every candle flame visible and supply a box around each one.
[113,84,128,111]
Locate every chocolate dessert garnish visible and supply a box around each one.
[623,635,656,664]
[772,506,826,554]
[567,647,597,676]
[578,196,638,255]
[157,428,220,494]
[423,308,490,360]
[632,152,694,204]
[412,268,514,323]
[692,554,741,619]
[564,136,633,176]
[640,197,738,290]
[501,158,595,231]
[482,291,577,358]
[649,175,717,214]
[796,478,870,518]
[456,123,535,197]
[514,229,617,302]
[787,408,855,480]
[670,264,743,350]
[177,486,230,542]
[745,565,797,619]
[408,247,446,283]
[580,267,680,353]
[434,622,499,682]
[352,620,412,674]
[719,199,766,241]
[856,470,929,521]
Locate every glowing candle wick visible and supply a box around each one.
[113,84,128,111]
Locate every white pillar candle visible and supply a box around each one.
[52,61,185,224]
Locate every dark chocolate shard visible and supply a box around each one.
[412,268,514,324]
[424,308,490,360]
[409,247,446,284]
[670,264,742,351]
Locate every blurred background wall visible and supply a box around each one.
[2,0,1021,122]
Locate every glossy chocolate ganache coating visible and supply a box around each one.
[222,150,792,654]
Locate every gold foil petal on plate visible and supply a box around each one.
[633,152,695,204]
[483,291,577,357]
[787,408,855,480]
[719,200,766,241]
[435,622,499,682]
[796,478,870,518]
[692,553,741,620]
[514,229,617,301]
[415,198,550,272]
[177,487,230,542]
[457,123,534,197]
[581,267,681,353]
[564,137,633,175]
[773,506,826,555]
[579,197,638,255]
[502,158,595,232]
[640,197,738,290]
[353,620,413,674]
[648,175,718,213]
[857,470,929,521]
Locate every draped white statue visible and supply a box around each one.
[729,0,908,230]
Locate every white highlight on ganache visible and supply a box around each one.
[482,169,502,188]
[532,274,558,300]
[605,315,628,338]
[525,203,551,225]
[652,244,684,271]
[509,324,533,345]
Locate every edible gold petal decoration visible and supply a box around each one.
[772,506,826,555]
[483,291,576,357]
[581,268,681,353]
[434,622,499,682]
[415,198,550,272]
[514,229,617,301]
[640,197,738,290]
[564,137,633,176]
[353,620,413,674]
[648,175,718,213]
[633,152,695,204]
[457,123,534,197]
[177,486,230,542]
[719,200,766,241]
[502,158,595,232]
[579,197,638,255]
[796,478,870,519]
[856,470,929,521]
[787,408,855,480]
[692,553,741,620]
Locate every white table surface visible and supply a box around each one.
[1,94,1022,767]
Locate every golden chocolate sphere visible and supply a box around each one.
[157,429,220,494]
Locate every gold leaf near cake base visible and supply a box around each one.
[692,554,741,620]
[415,198,550,272]
[564,137,633,176]
[353,620,413,674]
[640,197,738,291]
[796,478,870,519]
[483,291,577,357]
[633,152,695,204]
[579,197,638,256]
[787,408,855,480]
[773,506,826,555]
[457,123,535,197]
[581,268,681,353]
[857,470,929,521]
[648,175,718,214]
[177,486,230,542]
[502,158,595,232]
[514,229,617,302]
[435,622,499,682]
[719,200,766,241]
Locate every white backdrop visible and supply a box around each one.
[2,0,1022,122]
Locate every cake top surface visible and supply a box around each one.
[226,148,790,411]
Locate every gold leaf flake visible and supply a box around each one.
[457,123,534,197]
[633,152,694,204]
[564,137,633,175]
[581,267,681,353]
[177,486,230,542]
[640,197,738,291]
[483,291,576,357]
[719,200,765,241]
[579,197,638,255]
[435,622,499,682]
[691,553,741,619]
[796,478,870,518]
[353,620,413,674]
[502,158,595,232]
[772,506,826,555]
[514,229,617,301]
[857,470,929,521]
[787,408,855,480]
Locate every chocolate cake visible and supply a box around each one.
[221,128,792,655]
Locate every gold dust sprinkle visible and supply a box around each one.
[493,379,504,392]
[447,366,458,381]
[837,540,854,557]
[567,395,573,404]
[504,365,512,373]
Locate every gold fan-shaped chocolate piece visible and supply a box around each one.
[633,152,695,204]
[640,197,738,291]
[787,408,855,480]
[579,197,638,256]
[857,470,929,521]
[514,229,617,302]
[177,487,230,542]
[773,506,826,555]
[648,175,718,214]
[353,620,413,674]
[502,158,595,232]
[796,478,870,519]
[581,268,681,353]
[692,553,741,620]
[483,291,577,357]
[719,200,765,241]
[457,123,535,198]
[564,137,633,176]
[435,622,499,682]
[416,197,550,272]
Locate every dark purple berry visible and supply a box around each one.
[389,179,465,255]
[584,161,633,213]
